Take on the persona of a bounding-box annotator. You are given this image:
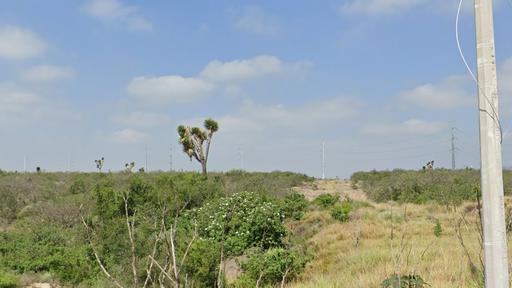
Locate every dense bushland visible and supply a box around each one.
[0,171,312,287]
[351,169,512,205]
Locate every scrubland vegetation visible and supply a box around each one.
[1,169,512,287]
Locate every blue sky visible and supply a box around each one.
[1,0,511,177]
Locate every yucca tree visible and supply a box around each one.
[177,118,219,176]
[95,157,104,173]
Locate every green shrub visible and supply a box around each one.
[0,271,19,288]
[181,239,221,288]
[281,192,308,220]
[313,194,339,208]
[220,170,313,197]
[351,169,485,205]
[330,202,353,222]
[380,274,428,287]
[69,178,87,194]
[193,191,286,255]
[434,220,442,237]
[0,226,96,284]
[242,248,306,287]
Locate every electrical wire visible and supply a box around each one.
[456,0,503,143]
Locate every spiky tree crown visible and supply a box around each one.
[204,118,219,133]
[177,119,219,162]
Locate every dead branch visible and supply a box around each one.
[79,206,125,288]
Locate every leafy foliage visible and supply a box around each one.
[434,220,442,237]
[0,171,311,286]
[281,192,309,220]
[0,226,96,284]
[0,271,19,288]
[380,274,429,288]
[193,191,287,255]
[351,169,491,205]
[313,194,339,208]
[241,248,306,287]
[181,239,221,288]
[330,202,353,222]
[220,170,314,197]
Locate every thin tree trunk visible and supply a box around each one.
[201,161,207,176]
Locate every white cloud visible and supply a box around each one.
[398,76,473,109]
[216,97,361,134]
[0,26,46,60]
[362,119,446,136]
[200,55,284,83]
[111,128,149,143]
[0,85,42,125]
[22,65,75,82]
[83,0,153,31]
[113,111,170,127]
[339,0,425,16]
[0,85,40,114]
[127,55,309,104]
[127,75,213,104]
[233,6,280,35]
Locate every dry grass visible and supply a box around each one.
[288,193,512,288]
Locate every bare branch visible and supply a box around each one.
[143,219,164,288]
[79,207,125,288]
[123,194,138,287]
[149,255,178,286]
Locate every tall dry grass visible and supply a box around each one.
[289,201,512,288]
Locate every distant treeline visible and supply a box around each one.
[351,168,512,205]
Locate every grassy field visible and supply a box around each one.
[289,202,484,287]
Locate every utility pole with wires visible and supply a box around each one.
[321,142,325,180]
[451,127,457,170]
[474,0,509,286]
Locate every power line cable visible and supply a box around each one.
[456,0,503,143]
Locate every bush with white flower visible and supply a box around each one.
[192,191,286,255]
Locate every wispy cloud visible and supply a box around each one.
[82,0,153,31]
[22,65,75,83]
[211,97,362,134]
[397,75,474,109]
[362,119,446,136]
[339,0,425,16]
[199,55,309,83]
[111,128,149,143]
[0,25,46,60]
[127,76,213,104]
[113,111,170,127]
[232,6,280,35]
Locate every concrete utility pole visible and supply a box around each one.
[474,0,509,286]
[451,127,456,170]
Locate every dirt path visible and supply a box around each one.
[293,179,368,202]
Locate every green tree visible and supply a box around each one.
[177,118,219,176]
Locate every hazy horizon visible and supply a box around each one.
[1,0,512,178]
